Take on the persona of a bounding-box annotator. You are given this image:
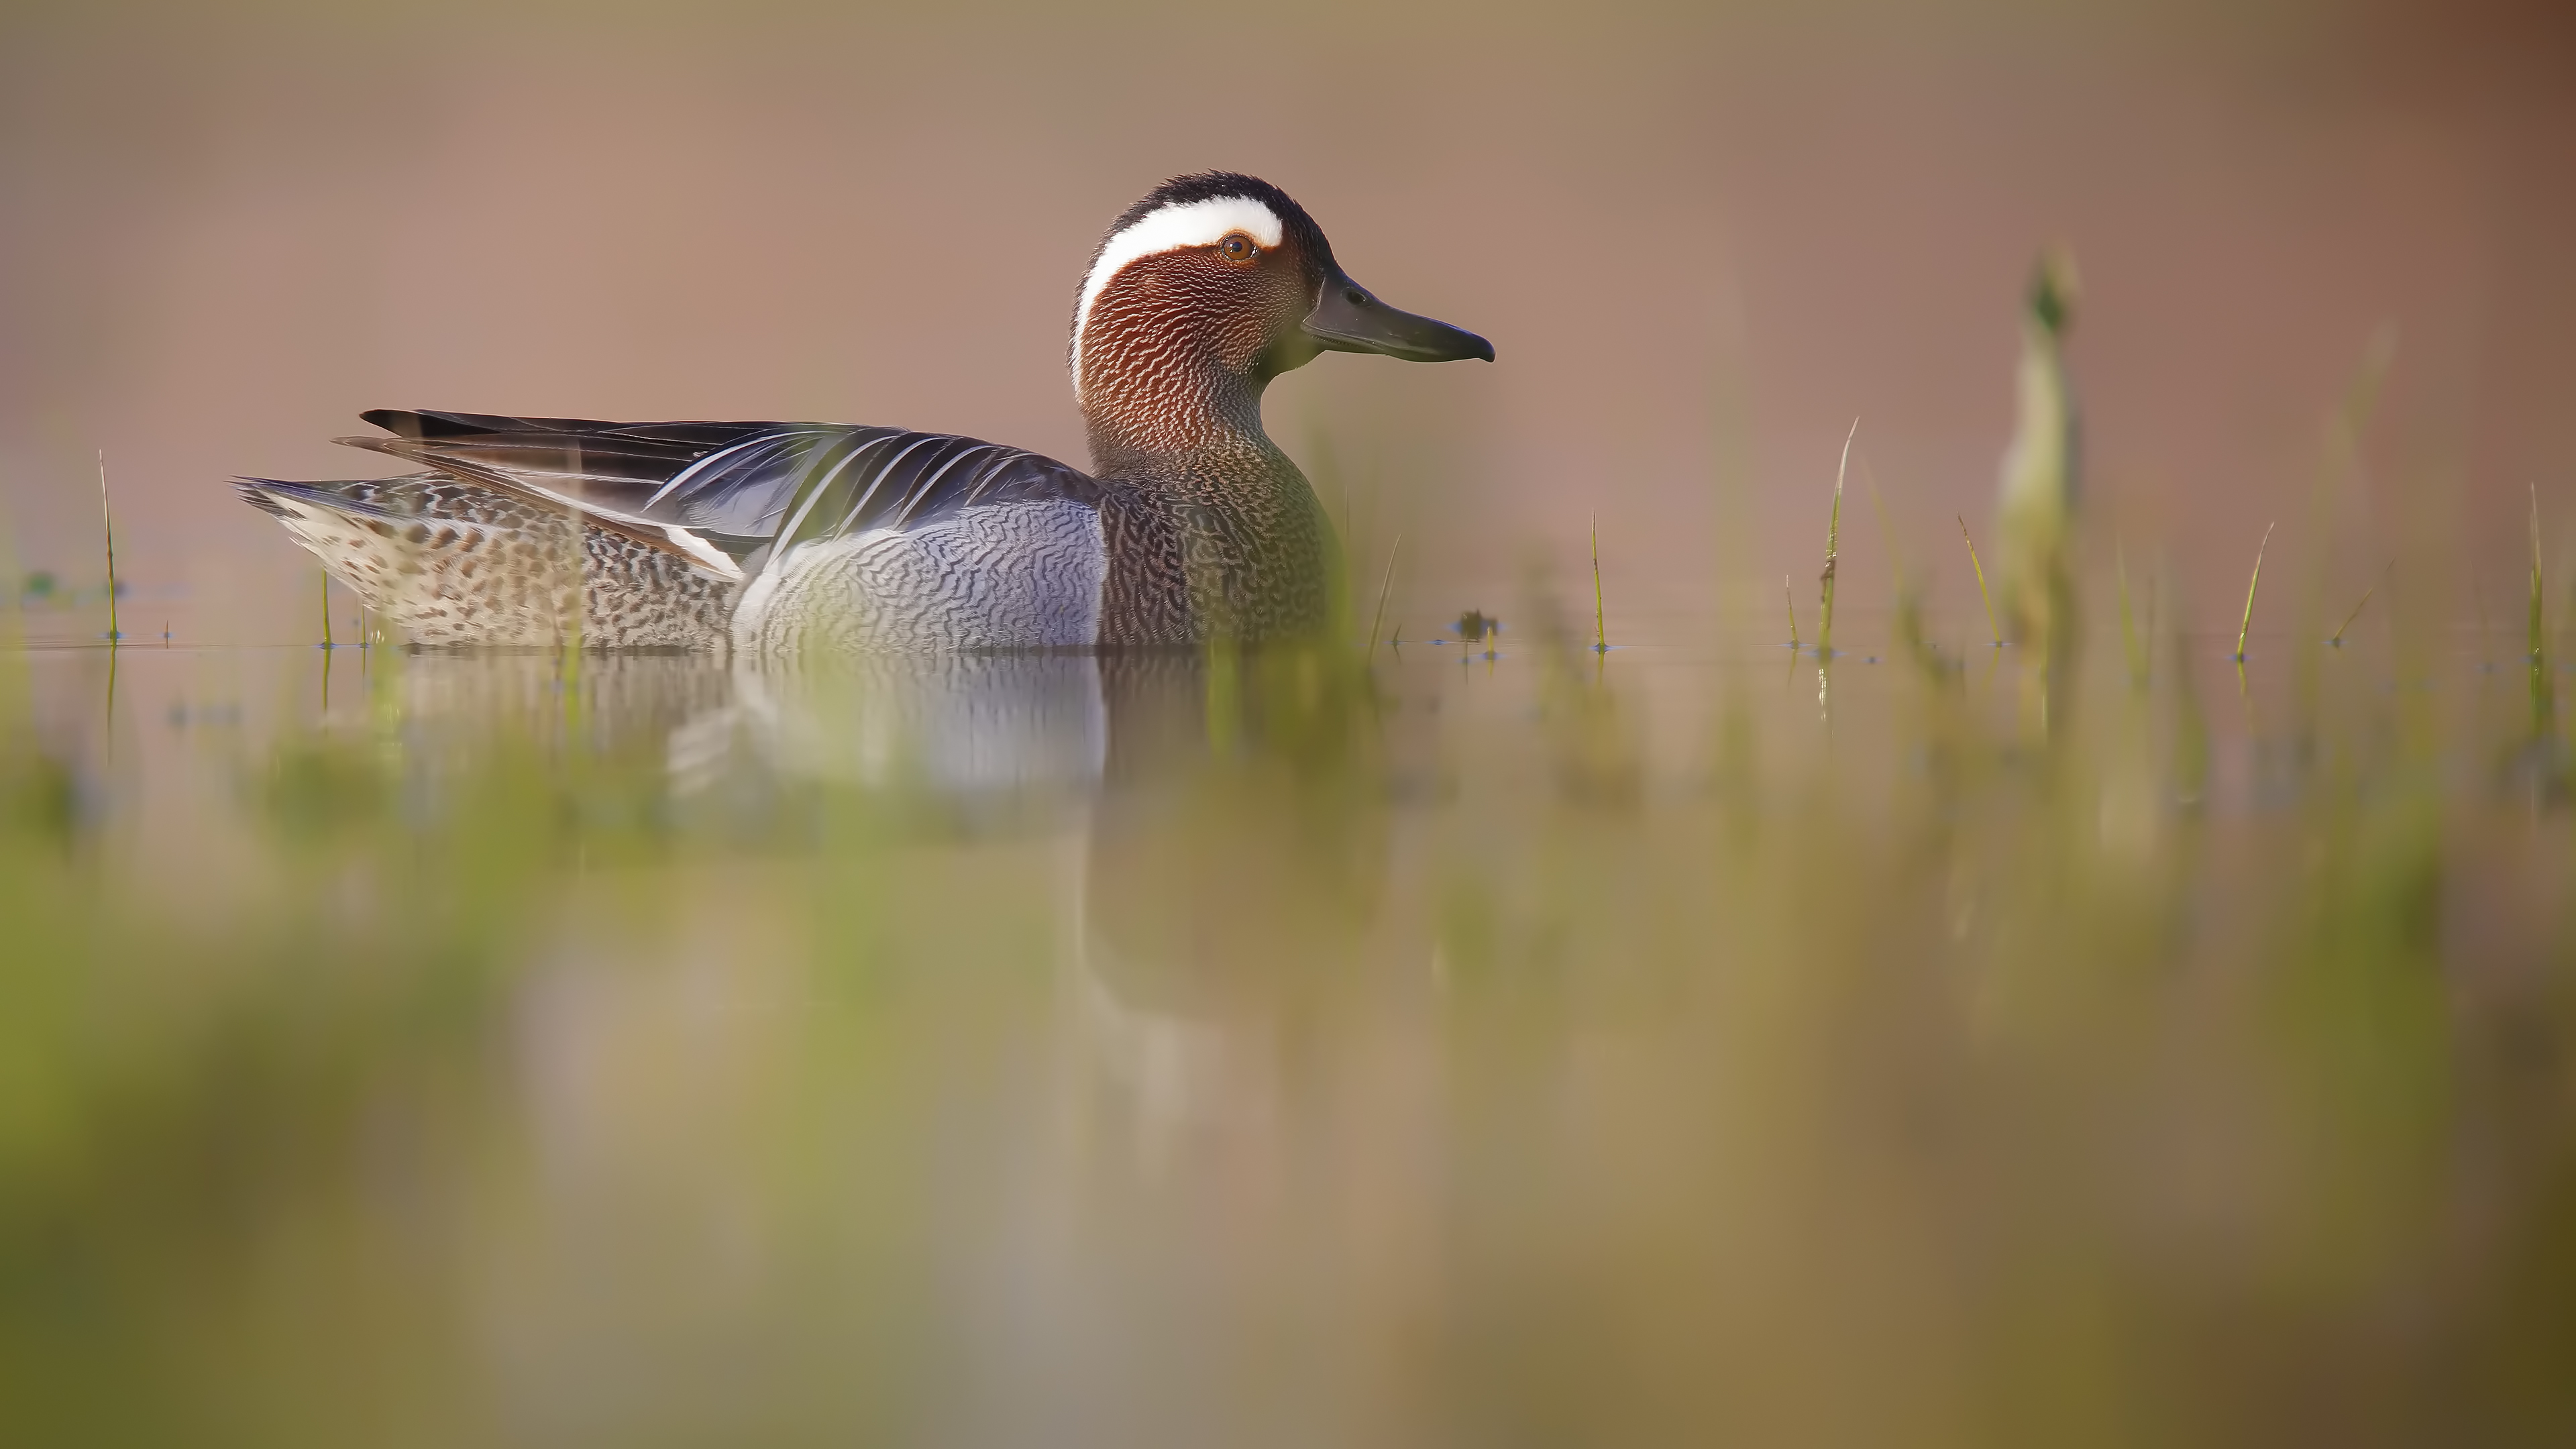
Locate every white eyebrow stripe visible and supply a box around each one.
[1070,196,1284,400]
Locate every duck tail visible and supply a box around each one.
[233,476,407,524]
[233,478,297,519]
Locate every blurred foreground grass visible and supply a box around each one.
[1,591,2573,1444]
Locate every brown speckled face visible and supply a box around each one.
[1075,221,1319,457]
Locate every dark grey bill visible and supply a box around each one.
[1302,269,1495,363]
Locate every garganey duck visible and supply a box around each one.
[237,172,1492,651]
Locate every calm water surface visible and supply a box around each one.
[3,626,2572,1446]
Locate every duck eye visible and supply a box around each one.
[1218,232,1258,264]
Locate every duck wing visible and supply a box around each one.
[342,410,1100,583]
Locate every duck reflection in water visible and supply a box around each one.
[392,644,1394,1169]
[736,647,1391,1169]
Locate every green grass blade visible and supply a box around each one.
[1366,535,1401,658]
[2328,561,2392,646]
[1957,515,2000,647]
[1818,419,1855,657]
[2234,521,2276,661]
[2530,484,2546,665]
[1590,517,1608,653]
[97,451,119,645]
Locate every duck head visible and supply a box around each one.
[1072,172,1493,459]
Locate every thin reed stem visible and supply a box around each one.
[1957,515,2000,647]
[2145,571,2159,681]
[2530,484,2547,664]
[2329,561,2392,646]
[1366,535,1401,657]
[2530,484,2555,729]
[1784,574,1801,651]
[97,451,120,645]
[320,570,333,649]
[1590,517,1608,653]
[2234,521,2276,661]
[1818,419,1856,657]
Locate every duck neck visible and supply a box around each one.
[1073,323,1336,643]
[1078,338,1280,480]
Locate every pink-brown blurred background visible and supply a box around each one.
[4,0,2572,644]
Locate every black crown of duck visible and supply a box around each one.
[237,172,1492,651]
